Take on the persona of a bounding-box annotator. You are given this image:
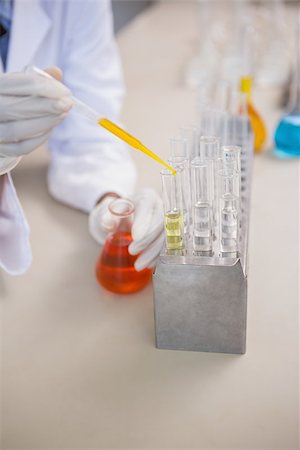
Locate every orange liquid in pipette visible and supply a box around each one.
[96,231,152,294]
[98,118,176,175]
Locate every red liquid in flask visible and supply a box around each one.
[96,230,152,294]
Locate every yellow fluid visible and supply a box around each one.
[164,211,184,251]
[240,77,267,153]
[98,118,176,175]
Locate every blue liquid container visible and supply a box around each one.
[274,113,300,158]
[274,18,300,159]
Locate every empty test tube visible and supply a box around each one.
[199,135,219,160]
[190,158,213,254]
[199,136,219,233]
[217,168,240,256]
[161,167,185,253]
[222,145,241,173]
[180,126,199,159]
[168,141,191,235]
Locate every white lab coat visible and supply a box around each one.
[0,0,137,275]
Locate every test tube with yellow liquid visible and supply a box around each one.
[160,167,185,253]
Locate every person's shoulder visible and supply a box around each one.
[40,0,110,16]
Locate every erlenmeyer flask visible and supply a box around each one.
[274,19,300,158]
[96,198,152,294]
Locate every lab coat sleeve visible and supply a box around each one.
[47,0,137,213]
[0,173,32,275]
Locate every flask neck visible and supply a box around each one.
[240,76,252,103]
[109,198,134,234]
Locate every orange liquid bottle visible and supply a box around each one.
[240,76,267,153]
[96,198,152,294]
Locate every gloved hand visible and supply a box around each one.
[88,193,121,245]
[0,68,73,160]
[88,189,165,271]
[128,188,164,271]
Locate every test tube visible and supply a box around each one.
[179,126,199,159]
[217,168,240,256]
[222,145,241,173]
[168,157,191,235]
[168,139,191,235]
[199,135,219,160]
[160,167,185,253]
[199,135,219,235]
[190,158,213,254]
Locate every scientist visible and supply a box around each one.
[0,0,164,275]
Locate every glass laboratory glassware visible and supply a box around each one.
[274,19,300,158]
[222,145,241,173]
[221,92,253,202]
[199,135,219,234]
[190,158,213,255]
[96,199,152,294]
[179,126,199,160]
[237,24,267,154]
[169,138,191,234]
[199,135,219,161]
[240,76,267,153]
[168,156,191,235]
[160,167,185,253]
[217,168,240,256]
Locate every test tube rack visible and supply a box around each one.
[153,119,253,355]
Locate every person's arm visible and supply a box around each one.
[0,67,73,274]
[47,0,137,213]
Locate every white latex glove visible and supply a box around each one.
[89,189,164,272]
[129,188,164,272]
[0,69,73,170]
[88,194,120,245]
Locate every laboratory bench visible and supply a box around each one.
[1,2,299,449]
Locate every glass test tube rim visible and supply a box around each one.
[160,166,185,211]
[190,157,214,206]
[199,135,220,145]
[168,155,189,165]
[222,144,242,154]
[160,166,184,176]
[160,166,185,212]
[199,134,220,161]
[179,126,200,159]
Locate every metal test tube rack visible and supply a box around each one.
[153,117,253,355]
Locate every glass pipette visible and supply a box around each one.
[29,66,176,175]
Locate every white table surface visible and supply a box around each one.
[1,2,299,449]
